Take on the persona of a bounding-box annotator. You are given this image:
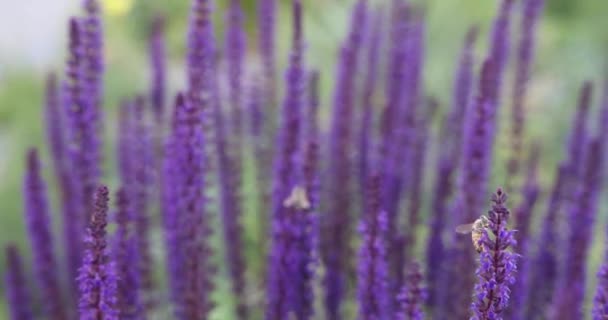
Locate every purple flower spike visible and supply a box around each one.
[266,1,307,318]
[357,175,389,320]
[507,0,544,187]
[507,145,541,319]
[549,137,605,320]
[226,0,246,141]
[470,189,517,320]
[396,262,425,320]
[149,15,167,123]
[23,149,67,320]
[78,185,118,320]
[212,55,248,318]
[112,188,142,319]
[358,9,383,204]
[5,245,34,320]
[323,1,367,317]
[258,0,277,109]
[426,26,477,311]
[594,263,608,320]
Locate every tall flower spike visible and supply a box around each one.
[112,187,142,319]
[357,175,390,320]
[258,0,277,111]
[226,0,246,142]
[594,262,608,320]
[549,137,605,320]
[524,83,592,317]
[149,15,167,123]
[446,2,515,317]
[358,9,382,207]
[23,149,67,320]
[396,262,425,320]
[426,26,477,312]
[323,1,367,318]
[470,189,517,320]
[81,0,104,217]
[78,185,118,320]
[212,54,248,318]
[266,1,306,318]
[506,0,544,190]
[172,93,214,319]
[507,144,541,319]
[5,245,34,320]
[64,18,87,288]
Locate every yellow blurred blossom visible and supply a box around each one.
[103,0,135,16]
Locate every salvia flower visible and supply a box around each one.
[470,189,517,320]
[426,26,477,310]
[357,175,389,320]
[5,245,34,320]
[149,15,167,123]
[112,188,142,319]
[323,1,367,317]
[549,137,604,320]
[396,262,425,320]
[77,185,118,320]
[258,0,277,110]
[23,149,67,320]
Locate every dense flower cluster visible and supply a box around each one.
[3,0,608,319]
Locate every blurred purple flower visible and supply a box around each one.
[396,262,425,320]
[149,15,167,123]
[5,245,34,320]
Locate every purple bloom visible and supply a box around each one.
[426,26,477,311]
[396,263,425,320]
[266,1,307,318]
[507,145,541,319]
[594,263,608,320]
[212,51,248,318]
[78,185,118,320]
[323,1,367,317]
[357,175,389,320]
[358,9,383,209]
[149,15,167,123]
[525,82,593,317]
[507,0,544,186]
[226,0,246,141]
[165,93,214,319]
[258,0,277,110]
[112,188,143,319]
[22,149,67,320]
[470,189,517,320]
[549,137,604,320]
[5,245,34,320]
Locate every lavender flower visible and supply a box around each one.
[594,263,608,320]
[112,188,142,319]
[22,149,67,320]
[266,1,307,318]
[226,0,246,141]
[323,1,367,317]
[396,263,425,320]
[525,82,593,317]
[149,15,167,123]
[212,52,248,318]
[5,245,33,320]
[258,0,277,110]
[166,93,214,319]
[470,189,517,320]
[507,0,544,188]
[358,10,383,208]
[357,175,389,320]
[426,26,477,310]
[549,137,604,320]
[78,185,118,320]
[507,145,541,319]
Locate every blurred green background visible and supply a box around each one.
[1,0,608,318]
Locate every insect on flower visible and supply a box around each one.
[283,185,311,210]
[455,216,489,253]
